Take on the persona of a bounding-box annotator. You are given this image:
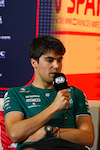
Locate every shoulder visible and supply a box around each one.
[7,84,31,93]
[69,86,84,96]
[4,84,31,99]
[69,86,87,105]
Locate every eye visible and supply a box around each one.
[46,59,54,63]
[57,58,63,63]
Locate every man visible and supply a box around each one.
[3,35,94,150]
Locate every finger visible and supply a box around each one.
[60,89,69,93]
[65,101,70,109]
[65,95,71,101]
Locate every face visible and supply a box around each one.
[31,51,63,85]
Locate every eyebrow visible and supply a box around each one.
[44,56,63,60]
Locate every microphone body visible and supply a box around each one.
[53,73,69,119]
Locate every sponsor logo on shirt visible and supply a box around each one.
[69,98,73,104]
[84,93,90,113]
[4,92,11,110]
[19,88,30,93]
[45,93,50,97]
[25,95,41,108]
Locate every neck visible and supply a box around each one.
[32,78,54,89]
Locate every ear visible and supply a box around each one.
[30,58,38,69]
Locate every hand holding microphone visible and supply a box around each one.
[53,73,70,119]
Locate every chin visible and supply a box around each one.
[48,78,53,83]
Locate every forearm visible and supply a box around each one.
[5,104,58,143]
[23,126,94,148]
[57,128,94,147]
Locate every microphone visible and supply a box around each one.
[53,73,68,120]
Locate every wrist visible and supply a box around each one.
[56,127,59,138]
[44,125,53,138]
[44,125,60,138]
[52,127,60,138]
[49,103,59,114]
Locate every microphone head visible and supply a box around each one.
[53,73,68,92]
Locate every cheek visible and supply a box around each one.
[58,63,62,69]
[37,64,49,73]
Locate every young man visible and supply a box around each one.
[3,35,94,150]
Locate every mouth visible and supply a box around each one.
[50,72,59,76]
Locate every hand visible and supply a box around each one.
[23,126,46,143]
[52,89,70,113]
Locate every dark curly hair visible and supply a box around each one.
[29,35,65,62]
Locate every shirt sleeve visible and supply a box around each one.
[3,88,24,117]
[74,88,91,117]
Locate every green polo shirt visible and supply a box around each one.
[3,84,91,149]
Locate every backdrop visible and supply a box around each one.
[0,0,100,100]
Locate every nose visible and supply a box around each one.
[53,60,59,68]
